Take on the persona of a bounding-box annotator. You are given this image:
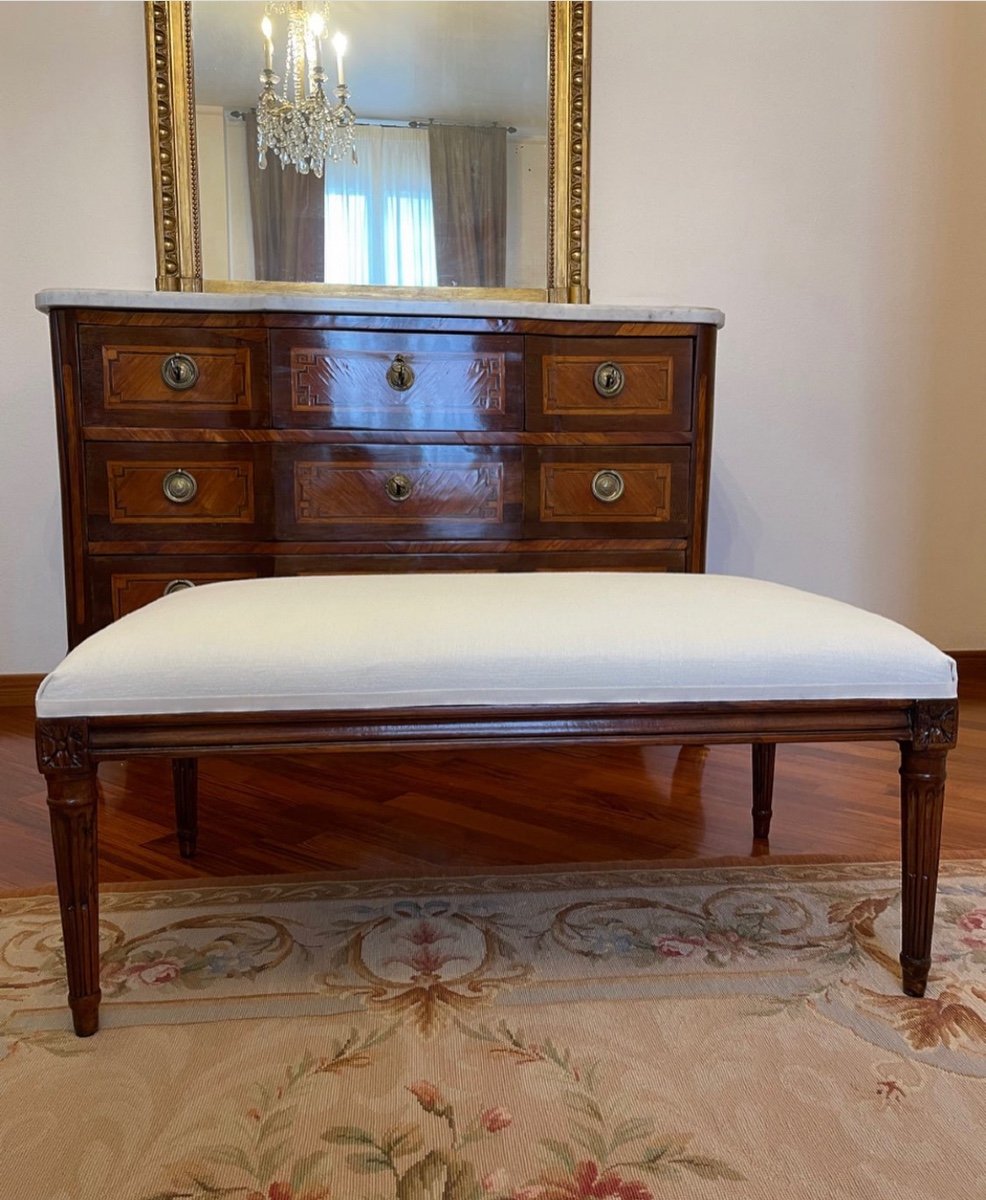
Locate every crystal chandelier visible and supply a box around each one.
[257,2,357,177]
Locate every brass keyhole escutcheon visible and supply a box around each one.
[591,469,625,503]
[162,468,198,504]
[386,354,415,391]
[385,473,414,502]
[163,579,195,595]
[593,361,625,398]
[161,353,199,391]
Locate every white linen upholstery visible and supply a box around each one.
[35,573,957,718]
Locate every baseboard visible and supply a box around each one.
[949,651,986,696]
[0,673,43,707]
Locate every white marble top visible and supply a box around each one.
[35,289,724,328]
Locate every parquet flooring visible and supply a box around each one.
[1,693,985,889]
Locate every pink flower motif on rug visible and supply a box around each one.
[650,934,704,958]
[957,907,986,950]
[103,957,182,988]
[246,1184,329,1200]
[514,1160,652,1200]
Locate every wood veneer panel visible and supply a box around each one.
[78,324,269,429]
[271,330,524,431]
[526,335,694,432]
[275,444,524,540]
[530,446,691,536]
[84,443,273,542]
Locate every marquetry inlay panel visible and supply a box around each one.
[109,572,257,619]
[291,348,511,423]
[540,462,673,523]
[102,345,251,410]
[106,461,255,524]
[542,354,674,416]
[293,461,507,525]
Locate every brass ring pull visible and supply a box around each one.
[386,354,415,391]
[163,579,195,596]
[384,473,414,502]
[162,468,198,504]
[593,361,625,398]
[591,469,625,503]
[161,353,200,391]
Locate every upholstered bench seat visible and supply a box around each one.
[35,573,956,718]
[35,572,959,1038]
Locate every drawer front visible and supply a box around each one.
[276,445,523,539]
[530,447,692,536]
[271,330,524,430]
[88,556,266,623]
[86,445,271,541]
[526,336,694,431]
[79,325,269,428]
[276,550,688,575]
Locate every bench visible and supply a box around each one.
[34,572,959,1036]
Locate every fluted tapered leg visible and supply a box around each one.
[172,757,198,859]
[752,743,776,840]
[899,745,947,997]
[46,770,101,1036]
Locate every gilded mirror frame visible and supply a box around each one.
[145,0,590,301]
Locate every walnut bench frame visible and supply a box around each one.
[37,695,958,1037]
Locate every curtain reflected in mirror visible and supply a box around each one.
[193,1,549,290]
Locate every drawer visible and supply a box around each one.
[525,336,694,431]
[79,324,269,428]
[276,550,688,575]
[271,330,524,431]
[275,445,523,539]
[85,444,272,541]
[529,447,692,535]
[88,556,267,623]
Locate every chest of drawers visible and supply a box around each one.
[39,293,722,648]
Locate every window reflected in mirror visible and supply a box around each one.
[191,1,549,289]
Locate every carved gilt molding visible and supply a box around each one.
[548,1,590,303]
[146,1,201,291]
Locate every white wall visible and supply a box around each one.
[592,1,986,647]
[2,1,985,672]
[1,2,154,673]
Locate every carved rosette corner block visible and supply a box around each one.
[36,719,90,774]
[910,700,959,750]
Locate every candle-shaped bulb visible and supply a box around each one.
[309,12,324,70]
[331,31,348,86]
[261,16,273,71]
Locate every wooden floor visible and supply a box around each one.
[2,692,985,890]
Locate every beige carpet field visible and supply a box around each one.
[2,860,986,1198]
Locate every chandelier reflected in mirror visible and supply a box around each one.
[257,1,357,177]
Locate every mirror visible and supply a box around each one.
[145,1,590,301]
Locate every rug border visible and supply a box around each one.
[4,853,985,905]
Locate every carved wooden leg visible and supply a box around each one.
[899,743,948,997]
[45,771,101,1037]
[172,757,198,859]
[752,743,776,840]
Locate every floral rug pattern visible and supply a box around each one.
[2,860,986,1198]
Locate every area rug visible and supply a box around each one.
[2,859,986,1199]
